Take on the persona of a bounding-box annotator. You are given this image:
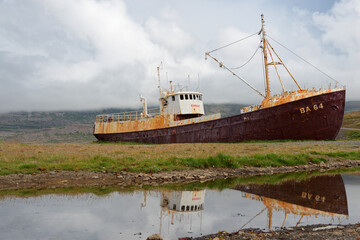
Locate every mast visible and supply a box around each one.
[157,66,162,97]
[261,14,271,98]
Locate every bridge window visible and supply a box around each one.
[173,204,176,210]
[185,94,188,100]
[181,206,185,211]
[189,94,193,100]
[199,95,202,100]
[172,96,175,101]
[193,94,195,99]
[180,95,184,100]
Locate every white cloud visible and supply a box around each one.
[0,0,359,113]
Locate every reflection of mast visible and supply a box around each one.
[235,174,348,230]
[141,191,148,209]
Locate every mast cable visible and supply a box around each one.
[267,35,340,85]
[230,41,262,70]
[205,52,265,98]
[208,32,259,54]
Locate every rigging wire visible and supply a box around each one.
[230,41,262,70]
[207,32,259,54]
[267,35,340,85]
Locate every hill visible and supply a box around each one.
[345,101,360,113]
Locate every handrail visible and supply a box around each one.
[96,108,161,123]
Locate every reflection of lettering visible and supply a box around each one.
[301,192,326,202]
[191,104,200,107]
[300,103,324,114]
[307,193,313,199]
[192,191,201,198]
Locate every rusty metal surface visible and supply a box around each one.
[94,89,346,143]
[94,114,172,134]
[234,174,348,216]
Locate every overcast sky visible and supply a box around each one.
[0,0,359,113]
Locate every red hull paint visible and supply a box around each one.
[94,90,345,143]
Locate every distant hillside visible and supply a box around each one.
[0,108,134,132]
[204,103,247,117]
[345,101,360,113]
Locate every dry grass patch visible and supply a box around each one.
[343,111,360,129]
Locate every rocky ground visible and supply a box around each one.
[0,159,359,190]
[186,224,360,240]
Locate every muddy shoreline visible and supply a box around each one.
[189,223,360,240]
[0,159,359,191]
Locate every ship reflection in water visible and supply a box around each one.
[233,174,348,230]
[156,174,349,236]
[0,173,359,239]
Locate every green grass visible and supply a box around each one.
[1,138,359,176]
[349,130,360,140]
[0,152,328,175]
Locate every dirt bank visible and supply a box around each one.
[188,224,360,240]
[0,159,359,190]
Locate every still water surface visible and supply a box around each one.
[0,171,359,240]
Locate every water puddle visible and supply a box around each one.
[1,170,360,239]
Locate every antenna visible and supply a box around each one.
[197,73,200,91]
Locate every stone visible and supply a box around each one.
[146,233,163,240]
[313,226,337,231]
[331,231,342,236]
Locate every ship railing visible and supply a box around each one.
[96,108,161,123]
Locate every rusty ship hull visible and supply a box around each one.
[94,89,345,143]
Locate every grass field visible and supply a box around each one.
[343,111,360,129]
[0,141,359,175]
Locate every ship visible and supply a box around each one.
[93,15,345,143]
